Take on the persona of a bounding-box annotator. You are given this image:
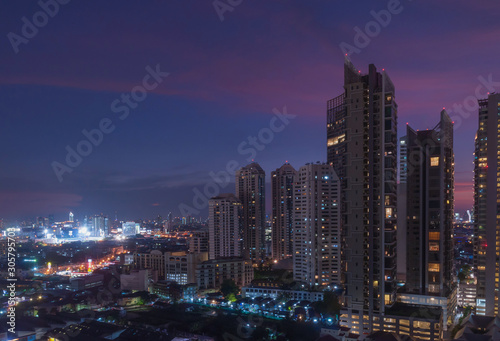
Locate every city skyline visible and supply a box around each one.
[2,1,499,220]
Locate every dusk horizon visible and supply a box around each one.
[1,1,495,219]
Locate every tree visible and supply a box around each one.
[312,292,341,316]
[220,279,239,297]
[226,293,237,302]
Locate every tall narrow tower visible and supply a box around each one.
[208,193,242,260]
[271,163,297,261]
[397,136,408,281]
[293,163,341,287]
[327,60,398,334]
[236,163,266,263]
[405,110,454,297]
[474,93,500,316]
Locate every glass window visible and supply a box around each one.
[428,263,440,272]
[429,242,439,251]
[429,232,440,241]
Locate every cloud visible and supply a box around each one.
[0,192,82,219]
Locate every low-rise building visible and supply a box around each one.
[165,251,208,285]
[457,281,476,308]
[397,289,457,333]
[340,302,443,341]
[70,274,104,291]
[120,269,150,291]
[188,229,209,254]
[454,315,500,340]
[242,285,325,302]
[152,281,197,301]
[196,258,253,290]
[133,249,166,280]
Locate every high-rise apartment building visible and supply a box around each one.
[474,93,500,316]
[208,194,242,259]
[293,163,341,287]
[236,163,266,262]
[397,136,408,280]
[271,163,298,261]
[405,110,454,297]
[327,60,398,334]
[402,111,457,330]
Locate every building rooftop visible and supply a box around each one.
[384,302,442,320]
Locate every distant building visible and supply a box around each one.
[92,214,109,237]
[208,194,242,259]
[70,274,104,291]
[152,281,197,301]
[134,249,166,280]
[164,251,208,285]
[293,163,341,287]
[0,239,7,257]
[188,229,209,254]
[122,221,140,236]
[120,269,149,291]
[236,163,266,262]
[271,163,297,261]
[196,258,253,290]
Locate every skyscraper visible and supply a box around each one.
[327,60,398,334]
[474,93,500,316]
[405,110,454,297]
[271,163,298,261]
[293,163,341,287]
[208,193,242,259]
[92,214,109,237]
[236,163,266,262]
[402,111,456,329]
[397,136,408,280]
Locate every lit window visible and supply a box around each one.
[327,134,346,146]
[385,208,393,219]
[429,242,439,251]
[430,157,439,167]
[428,263,440,272]
[429,232,440,241]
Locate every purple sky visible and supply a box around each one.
[1,0,499,221]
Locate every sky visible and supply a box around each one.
[1,0,499,221]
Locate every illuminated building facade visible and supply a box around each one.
[405,111,455,291]
[271,163,297,261]
[208,194,242,259]
[403,110,456,332]
[328,60,398,334]
[293,163,341,287]
[474,93,500,316]
[236,163,266,262]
